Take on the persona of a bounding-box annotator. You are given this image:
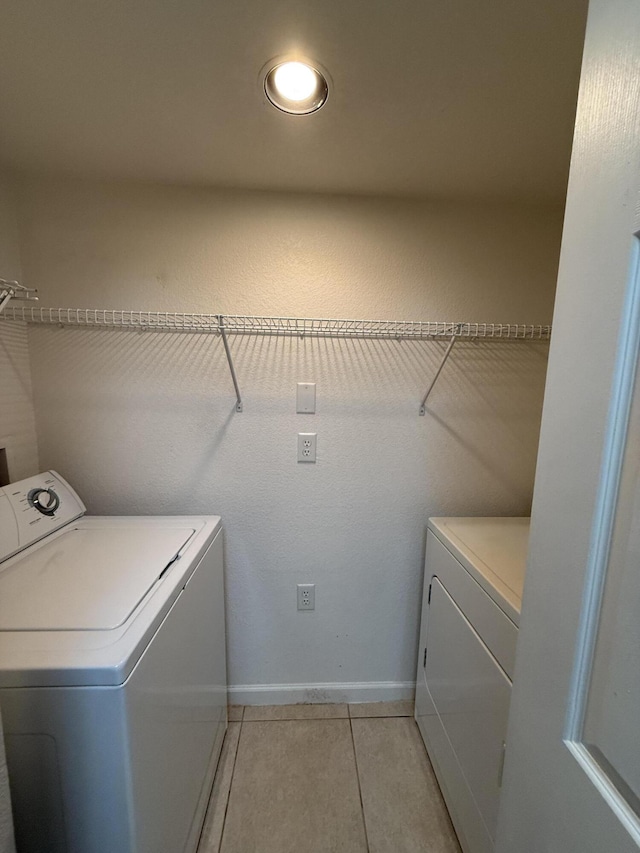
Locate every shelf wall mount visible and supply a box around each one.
[0,280,38,316]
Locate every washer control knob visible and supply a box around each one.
[28,487,60,516]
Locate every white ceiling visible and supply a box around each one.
[0,0,588,201]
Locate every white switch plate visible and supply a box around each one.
[296,382,316,414]
[297,583,315,610]
[297,433,317,463]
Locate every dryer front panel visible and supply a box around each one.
[426,577,512,845]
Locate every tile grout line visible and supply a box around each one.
[242,704,350,723]
[349,715,371,853]
[217,716,244,853]
[242,714,350,722]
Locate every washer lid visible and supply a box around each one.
[0,526,195,631]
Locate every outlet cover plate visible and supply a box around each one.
[297,433,317,463]
[296,382,316,414]
[297,583,315,610]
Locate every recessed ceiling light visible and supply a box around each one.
[264,60,329,115]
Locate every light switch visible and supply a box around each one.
[296,382,316,414]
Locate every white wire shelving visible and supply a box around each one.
[0,280,38,315]
[0,306,552,414]
[0,307,551,340]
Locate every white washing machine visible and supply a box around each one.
[415,517,529,853]
[0,471,227,853]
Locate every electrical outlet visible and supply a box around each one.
[297,433,317,463]
[297,583,315,610]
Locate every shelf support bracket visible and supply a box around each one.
[218,315,243,412]
[0,290,13,315]
[419,330,459,415]
[0,280,38,316]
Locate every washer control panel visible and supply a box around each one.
[0,471,86,564]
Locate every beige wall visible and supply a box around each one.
[0,173,26,853]
[15,176,562,700]
[0,176,39,482]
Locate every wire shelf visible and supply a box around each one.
[0,306,551,414]
[0,307,551,341]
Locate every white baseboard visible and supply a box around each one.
[228,681,415,706]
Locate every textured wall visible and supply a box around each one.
[0,176,39,482]
[16,177,562,700]
[0,174,24,853]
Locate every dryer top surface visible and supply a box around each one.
[428,517,530,623]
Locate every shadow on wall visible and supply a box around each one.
[0,322,34,400]
[25,324,548,516]
[0,321,40,481]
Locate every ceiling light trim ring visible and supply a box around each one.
[264,59,329,116]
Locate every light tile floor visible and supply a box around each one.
[198,702,461,853]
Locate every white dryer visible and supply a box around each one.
[0,471,227,853]
[415,517,529,853]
